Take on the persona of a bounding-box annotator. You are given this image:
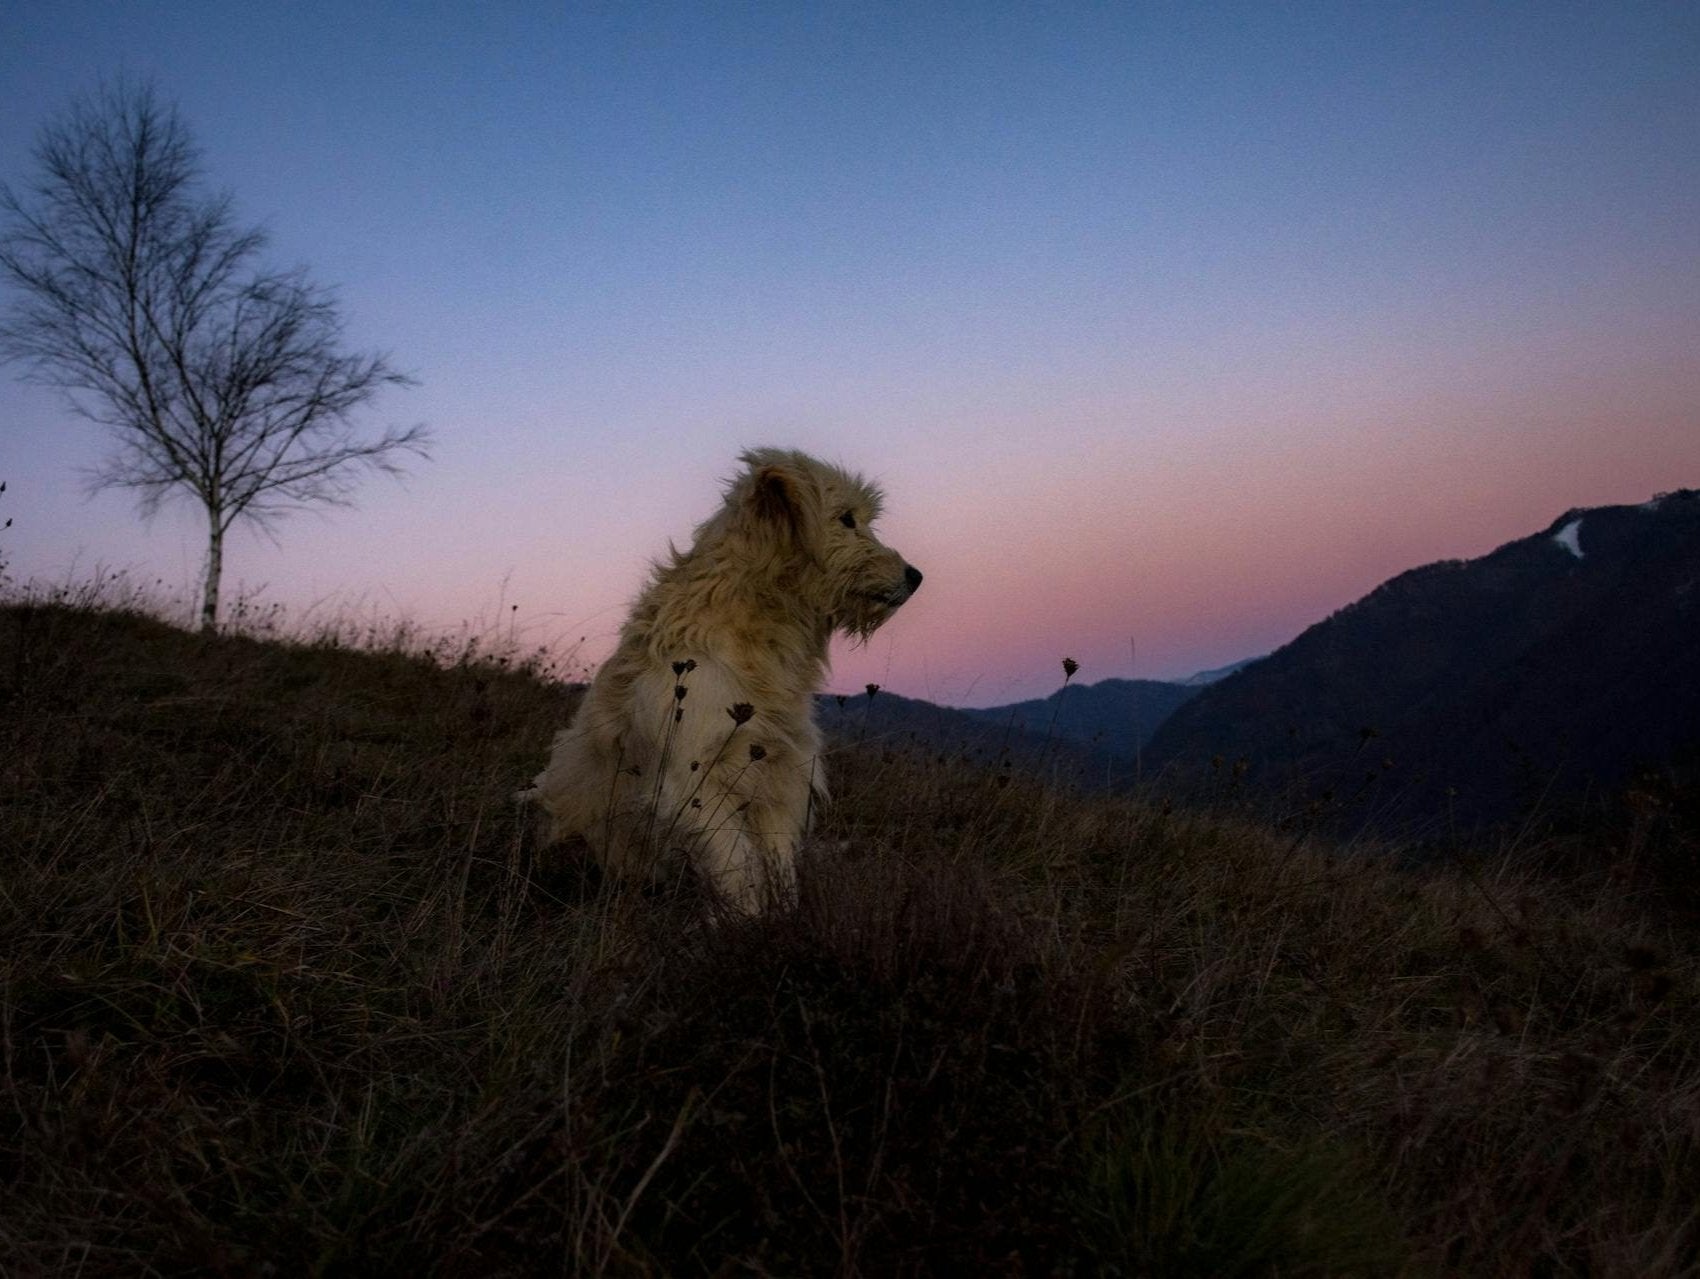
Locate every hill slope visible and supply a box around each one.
[819,683,1140,787]
[3,600,1697,1274]
[1146,490,1700,830]
[958,677,1202,761]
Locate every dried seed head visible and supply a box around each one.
[865,683,880,701]
[1062,657,1079,678]
[748,743,767,762]
[728,703,754,725]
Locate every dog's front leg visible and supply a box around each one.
[693,820,796,916]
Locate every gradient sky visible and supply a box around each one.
[3,2,1696,706]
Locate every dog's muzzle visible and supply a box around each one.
[889,564,923,606]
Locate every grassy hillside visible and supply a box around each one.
[2,598,1697,1276]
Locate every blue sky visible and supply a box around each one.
[3,2,1697,704]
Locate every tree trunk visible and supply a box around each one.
[201,513,223,633]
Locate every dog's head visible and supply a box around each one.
[709,447,922,641]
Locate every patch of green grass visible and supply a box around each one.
[1081,1098,1407,1277]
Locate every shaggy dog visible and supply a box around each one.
[525,448,922,913]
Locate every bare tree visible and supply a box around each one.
[0,81,428,631]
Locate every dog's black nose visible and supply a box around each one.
[904,565,923,592]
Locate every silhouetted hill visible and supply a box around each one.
[1145,490,1700,832]
[957,678,1203,760]
[817,686,1132,787]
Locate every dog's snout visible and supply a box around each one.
[904,565,923,592]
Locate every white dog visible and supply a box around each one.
[525,448,922,913]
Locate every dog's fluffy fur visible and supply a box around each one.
[525,448,921,913]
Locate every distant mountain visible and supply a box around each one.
[957,678,1203,761]
[1144,490,1700,832]
[815,686,1129,786]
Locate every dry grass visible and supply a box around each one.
[1,594,1696,1275]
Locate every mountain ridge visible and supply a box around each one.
[1144,488,1700,830]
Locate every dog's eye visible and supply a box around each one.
[839,511,857,530]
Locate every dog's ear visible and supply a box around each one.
[745,462,820,553]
